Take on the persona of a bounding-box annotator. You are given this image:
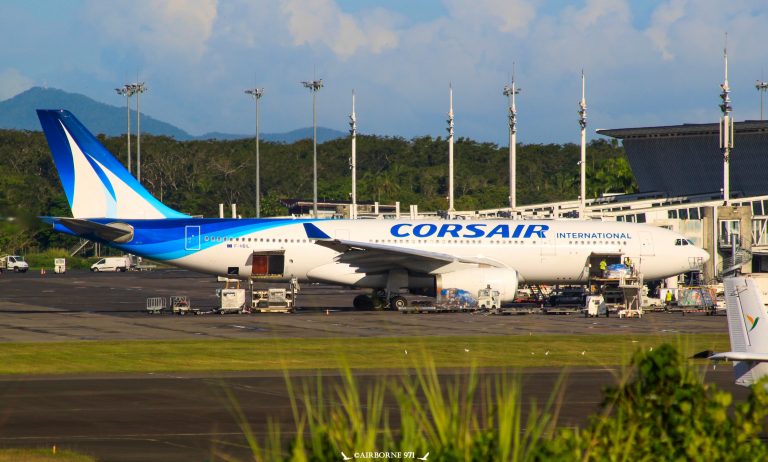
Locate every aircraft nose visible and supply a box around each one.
[699,247,711,263]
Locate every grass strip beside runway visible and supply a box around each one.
[0,448,95,461]
[0,334,728,375]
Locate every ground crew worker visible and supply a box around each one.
[599,259,607,277]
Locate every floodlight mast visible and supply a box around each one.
[115,84,136,174]
[756,80,768,121]
[349,90,357,219]
[720,41,734,206]
[503,72,521,212]
[578,71,587,217]
[447,84,455,212]
[131,82,147,184]
[302,79,323,218]
[245,87,265,218]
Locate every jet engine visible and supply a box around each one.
[435,267,519,302]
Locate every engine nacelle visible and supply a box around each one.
[435,267,519,303]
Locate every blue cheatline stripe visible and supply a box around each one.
[76,218,325,261]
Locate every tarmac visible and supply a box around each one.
[0,269,743,461]
[0,270,728,341]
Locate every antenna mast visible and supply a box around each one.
[447,84,455,212]
[578,70,587,217]
[504,65,521,212]
[720,34,733,205]
[349,90,357,219]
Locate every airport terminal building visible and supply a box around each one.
[481,119,768,283]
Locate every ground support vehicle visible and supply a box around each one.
[146,297,167,314]
[252,288,295,313]
[171,295,198,315]
[0,255,29,273]
[219,288,246,314]
[90,256,131,272]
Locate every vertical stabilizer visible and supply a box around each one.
[718,277,768,386]
[36,109,188,219]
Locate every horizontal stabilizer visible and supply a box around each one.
[47,217,134,243]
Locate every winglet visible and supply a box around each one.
[303,223,330,239]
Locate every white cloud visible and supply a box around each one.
[443,0,537,35]
[86,0,218,62]
[0,69,33,100]
[646,0,688,60]
[281,0,398,58]
[28,0,768,142]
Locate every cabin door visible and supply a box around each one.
[640,232,655,256]
[540,232,556,256]
[185,226,201,250]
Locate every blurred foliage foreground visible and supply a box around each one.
[224,344,768,461]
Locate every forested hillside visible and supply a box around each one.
[0,129,635,252]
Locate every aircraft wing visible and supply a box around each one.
[303,223,505,274]
[709,352,768,362]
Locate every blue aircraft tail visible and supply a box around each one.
[36,109,188,219]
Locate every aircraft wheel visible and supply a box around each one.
[353,294,374,310]
[389,296,407,310]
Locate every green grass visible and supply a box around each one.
[22,248,95,270]
[0,448,95,462]
[0,334,728,375]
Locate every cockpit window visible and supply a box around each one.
[686,239,694,245]
[675,239,683,246]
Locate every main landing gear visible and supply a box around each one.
[352,292,408,310]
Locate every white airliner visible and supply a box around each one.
[37,109,709,309]
[710,276,768,386]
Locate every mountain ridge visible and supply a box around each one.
[0,87,346,143]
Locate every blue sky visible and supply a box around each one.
[1,0,767,144]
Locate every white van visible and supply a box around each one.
[90,257,130,272]
[0,255,29,273]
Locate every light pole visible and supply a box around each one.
[301,79,323,218]
[447,84,455,212]
[578,71,587,217]
[115,84,136,174]
[503,77,520,211]
[131,82,147,184]
[756,80,768,120]
[245,87,265,218]
[349,90,357,219]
